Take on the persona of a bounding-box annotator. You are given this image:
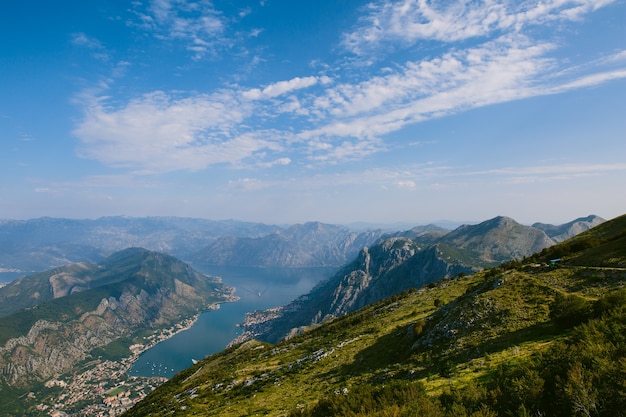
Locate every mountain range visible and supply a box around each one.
[0,215,604,275]
[123,213,626,417]
[188,222,386,267]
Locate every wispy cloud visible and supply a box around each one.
[464,163,626,185]
[130,0,228,59]
[221,162,626,194]
[71,32,104,49]
[302,34,555,139]
[243,76,332,100]
[70,32,109,61]
[74,37,625,173]
[342,0,617,55]
[222,163,449,193]
[546,70,626,93]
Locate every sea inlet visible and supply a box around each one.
[129,265,335,378]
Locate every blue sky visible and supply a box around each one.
[1,0,625,225]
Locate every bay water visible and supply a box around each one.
[128,265,336,378]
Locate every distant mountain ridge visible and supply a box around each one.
[532,214,605,242]
[0,248,234,387]
[0,216,603,275]
[0,217,282,273]
[239,215,604,343]
[189,221,386,267]
[0,217,389,274]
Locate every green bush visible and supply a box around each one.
[550,293,592,328]
[593,288,626,317]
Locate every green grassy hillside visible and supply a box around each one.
[124,215,626,417]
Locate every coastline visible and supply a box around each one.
[128,297,239,367]
[40,300,238,416]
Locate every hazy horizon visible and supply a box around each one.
[0,212,611,231]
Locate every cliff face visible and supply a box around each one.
[245,238,478,344]
[0,248,234,388]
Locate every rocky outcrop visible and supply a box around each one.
[243,238,478,343]
[1,290,159,385]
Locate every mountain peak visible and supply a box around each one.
[532,214,605,243]
[485,215,518,227]
[443,216,552,264]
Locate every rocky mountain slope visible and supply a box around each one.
[123,213,626,417]
[239,215,600,343]
[0,248,234,388]
[440,215,554,263]
[240,239,478,344]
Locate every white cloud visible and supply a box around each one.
[394,180,417,189]
[605,50,626,63]
[227,177,265,190]
[74,34,626,173]
[303,35,555,140]
[546,69,626,92]
[460,163,626,185]
[242,76,329,100]
[192,161,626,196]
[257,157,292,168]
[71,33,104,49]
[73,90,284,172]
[307,138,386,163]
[343,0,617,54]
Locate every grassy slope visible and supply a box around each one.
[124,215,626,416]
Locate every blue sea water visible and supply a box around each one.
[128,266,335,378]
[0,272,27,283]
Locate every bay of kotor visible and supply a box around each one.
[129,266,335,378]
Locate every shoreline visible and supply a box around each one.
[128,297,239,370]
[40,300,240,416]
